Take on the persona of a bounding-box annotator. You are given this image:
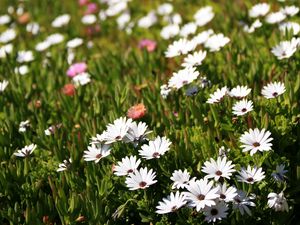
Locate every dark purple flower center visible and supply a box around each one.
[139,181,147,188]
[197,194,205,201]
[127,169,133,173]
[272,92,278,97]
[220,194,226,199]
[241,108,247,112]
[152,152,160,158]
[247,177,254,183]
[95,154,102,159]
[253,142,260,147]
[215,170,222,176]
[211,208,218,216]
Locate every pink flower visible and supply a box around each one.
[78,0,89,6]
[85,3,98,14]
[138,39,157,52]
[127,103,147,120]
[67,62,87,77]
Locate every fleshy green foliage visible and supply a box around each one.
[0,0,300,224]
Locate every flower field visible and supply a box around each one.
[0,0,300,224]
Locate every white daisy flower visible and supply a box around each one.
[216,183,238,202]
[194,6,214,27]
[170,169,191,189]
[137,11,157,28]
[229,85,251,99]
[203,201,228,223]
[125,167,157,190]
[123,121,152,147]
[201,157,236,181]
[165,38,196,58]
[57,158,72,172]
[101,117,133,144]
[271,164,288,182]
[271,39,298,60]
[160,84,171,99]
[139,136,171,160]
[267,192,289,212]
[240,128,273,156]
[236,166,265,184]
[14,144,37,157]
[19,120,30,133]
[233,190,256,216]
[156,191,187,214]
[261,81,286,99]
[81,14,97,25]
[232,99,253,116]
[181,50,207,68]
[191,29,214,45]
[0,14,11,25]
[26,22,40,35]
[249,3,270,18]
[0,28,16,43]
[168,67,200,90]
[157,3,173,16]
[184,178,219,211]
[206,86,228,104]
[179,22,197,37]
[17,50,34,63]
[160,24,180,40]
[243,19,262,33]
[204,33,230,52]
[52,14,71,28]
[0,80,9,92]
[265,12,286,24]
[46,33,64,45]
[35,41,51,52]
[83,143,111,163]
[0,43,13,58]
[15,65,29,76]
[72,72,91,86]
[113,155,141,176]
[279,22,300,35]
[280,6,299,17]
[67,38,83,49]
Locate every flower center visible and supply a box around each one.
[215,170,222,176]
[197,194,205,201]
[182,80,188,85]
[115,135,122,140]
[220,194,226,199]
[272,92,278,97]
[247,177,254,183]
[253,142,260,147]
[139,181,147,188]
[234,198,241,203]
[210,208,218,216]
[241,108,247,112]
[152,152,160,158]
[127,169,133,173]
[171,206,177,212]
[95,154,102,159]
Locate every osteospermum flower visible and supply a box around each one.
[125,167,157,190]
[156,191,187,214]
[206,87,228,104]
[123,121,152,147]
[19,120,30,132]
[229,85,251,99]
[194,6,214,26]
[279,22,300,35]
[83,143,111,163]
[127,103,146,120]
[17,50,34,63]
[261,82,286,99]
[165,38,196,58]
[14,144,37,157]
[280,5,299,17]
[170,169,191,189]
[139,136,171,160]
[67,62,87,77]
[0,80,9,92]
[233,190,256,216]
[265,12,286,24]
[100,117,133,144]
[181,50,207,68]
[204,33,230,52]
[236,166,265,184]
[271,39,298,60]
[51,14,70,28]
[240,128,273,155]
[72,72,91,86]
[168,67,200,90]
[113,156,141,176]
[184,178,219,211]
[232,99,253,116]
[216,184,237,202]
[192,29,214,45]
[0,44,13,58]
[57,158,72,172]
[267,192,289,212]
[249,3,270,18]
[271,164,288,182]
[203,201,228,223]
[201,157,236,181]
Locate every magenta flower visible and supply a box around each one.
[138,39,157,52]
[85,3,98,14]
[67,62,87,77]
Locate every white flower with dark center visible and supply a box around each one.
[271,164,288,182]
[81,14,97,25]
[165,38,196,58]
[204,33,230,52]
[202,157,235,181]
[160,84,171,99]
[139,136,171,160]
[0,28,16,43]
[46,33,64,45]
[101,117,133,144]
[261,82,286,99]
[67,38,83,49]
[156,191,187,214]
[123,121,152,147]
[280,6,299,17]
[57,158,72,172]
[236,166,265,184]
[83,143,111,163]
[229,85,251,99]
[240,128,273,155]
[160,24,180,40]
[26,22,40,35]
[0,80,9,92]
[249,3,270,18]
[271,39,298,60]
[217,184,238,202]
[203,201,228,223]
[267,192,289,212]
[179,22,197,37]
[17,51,34,63]
[191,29,214,45]
[206,87,228,104]
[170,169,191,189]
[114,156,141,176]
[0,43,13,58]
[168,67,200,90]
[19,120,30,132]
[194,6,214,27]
[52,14,71,28]
[233,190,256,216]
[181,50,207,68]
[265,12,286,24]
[14,144,37,157]
[125,167,157,190]
[279,22,300,35]
[184,178,219,211]
[72,72,91,86]
[232,99,253,116]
